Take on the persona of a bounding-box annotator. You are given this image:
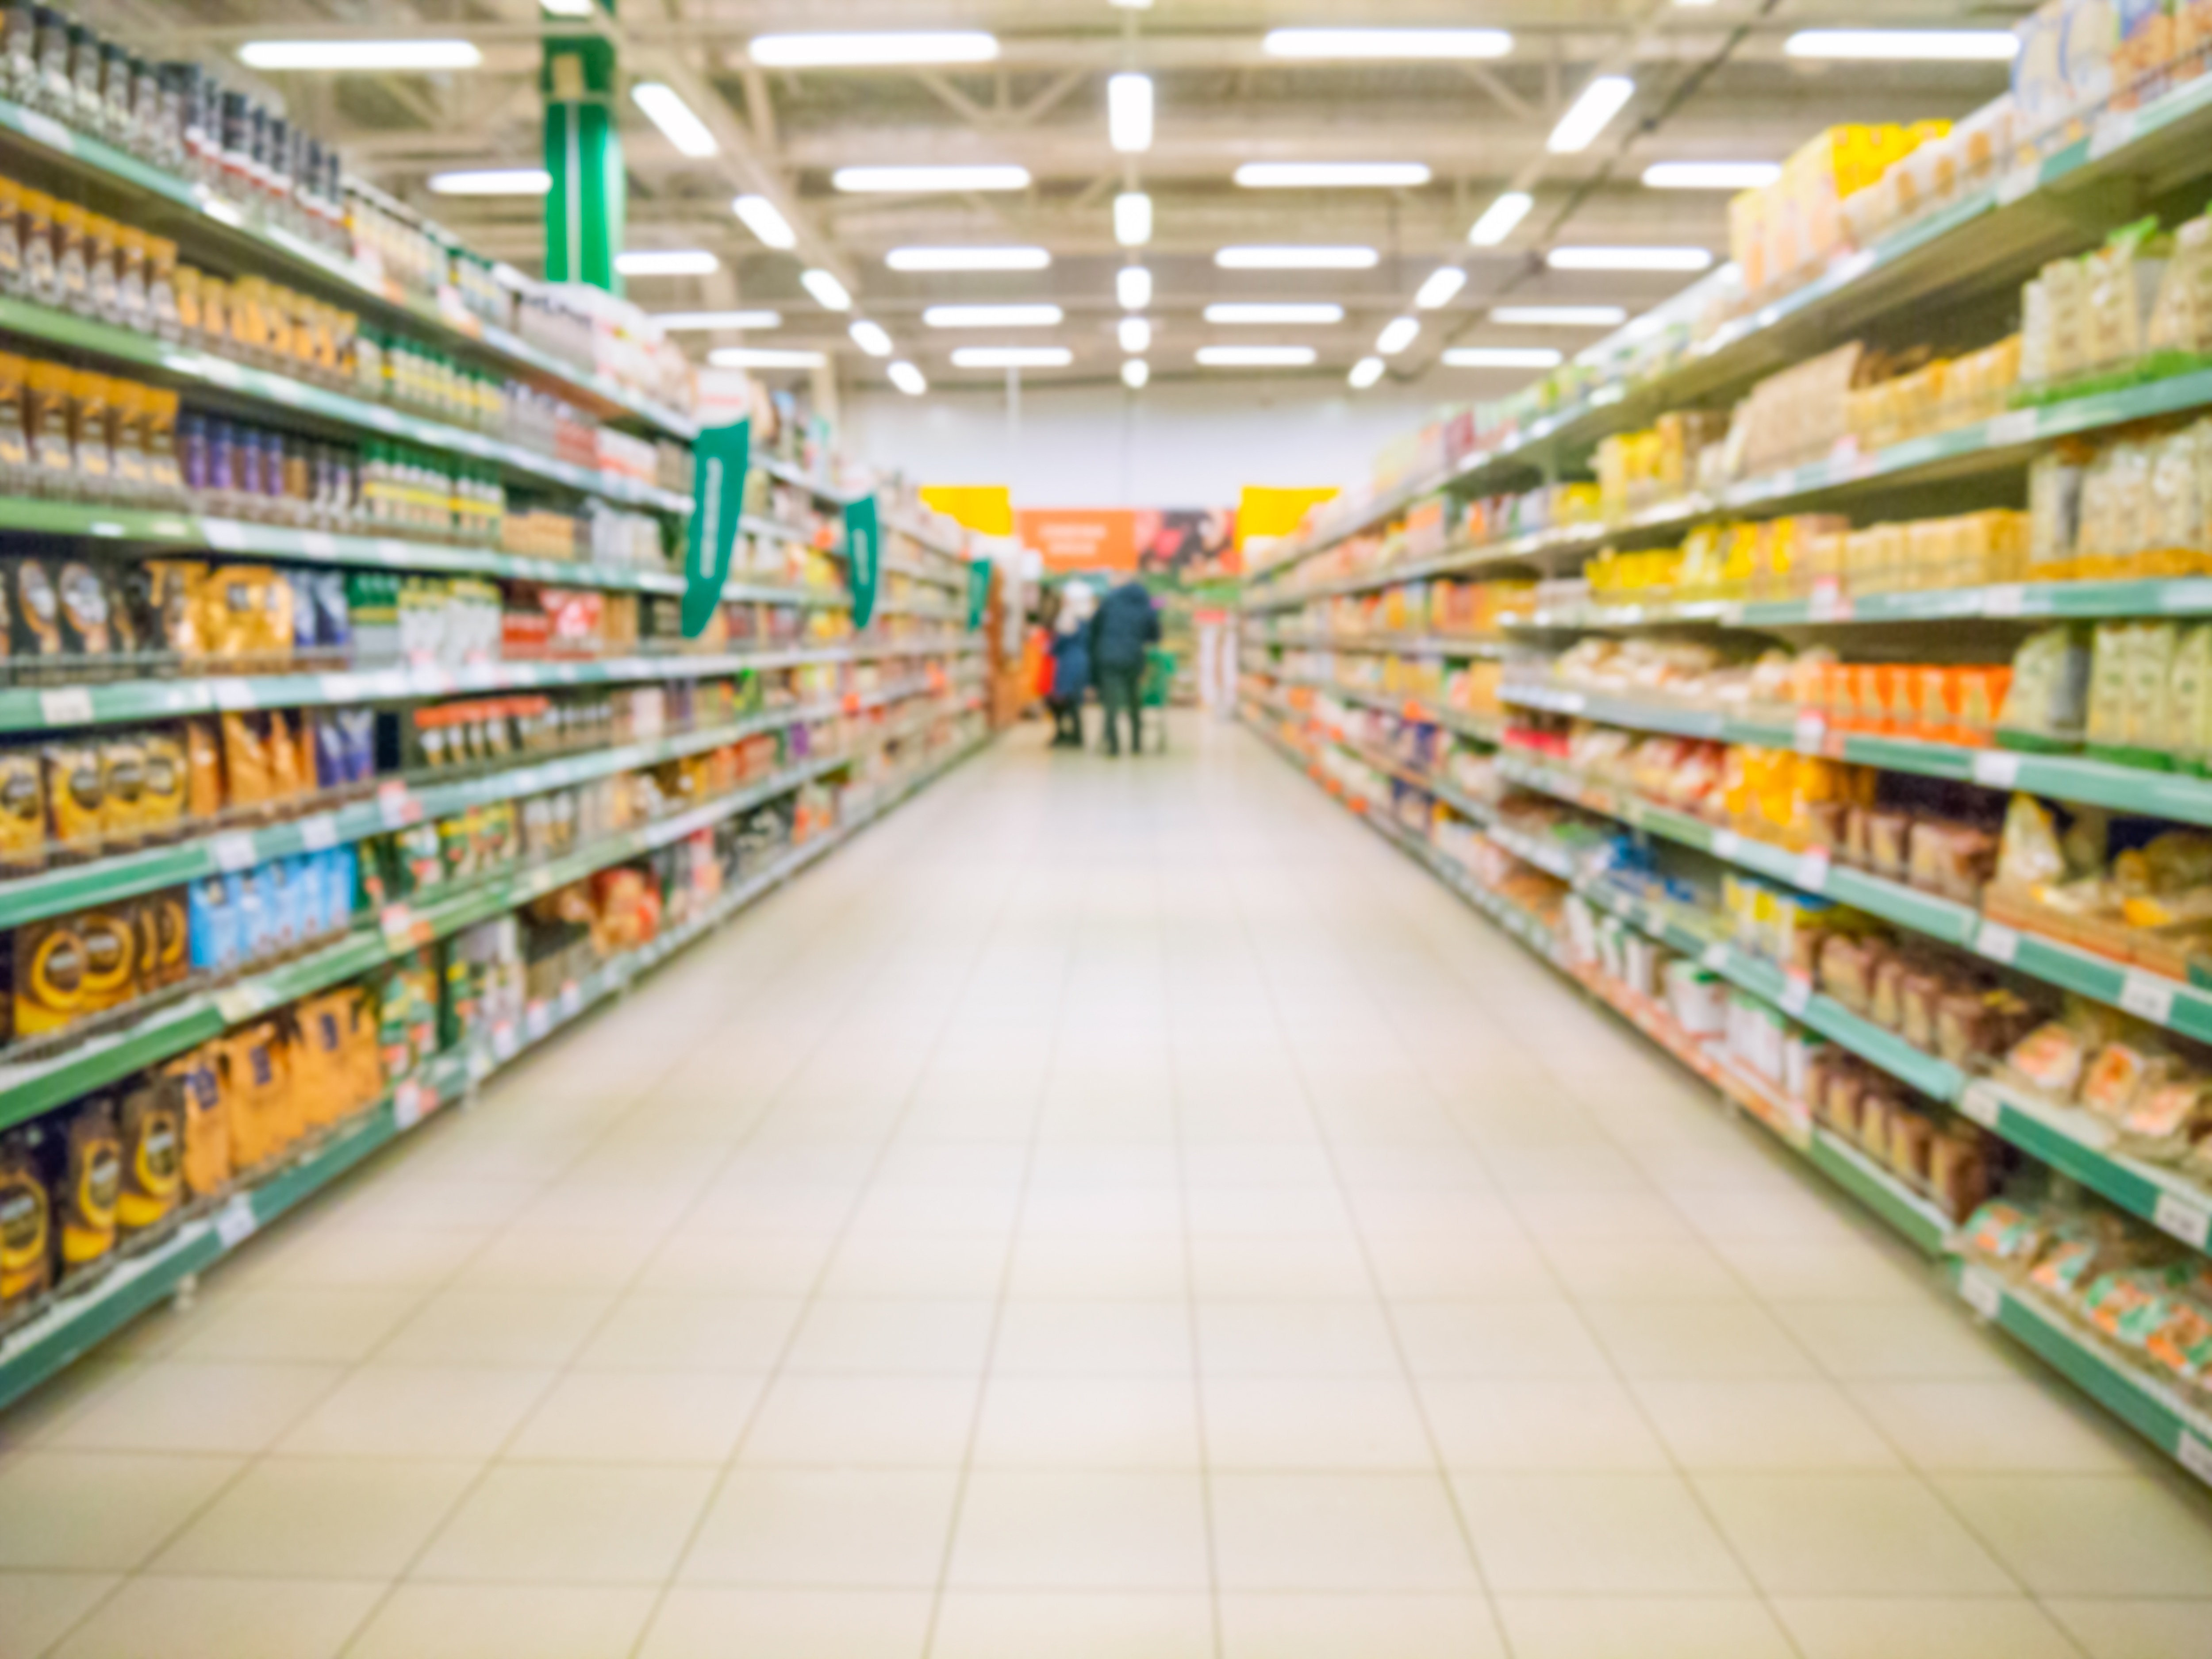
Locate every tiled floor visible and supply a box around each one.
[4,716,2212,1658]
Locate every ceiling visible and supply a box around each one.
[125,1,2027,399]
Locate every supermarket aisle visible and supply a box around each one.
[5,721,2212,1659]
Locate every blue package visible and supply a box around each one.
[287,570,319,652]
[188,875,236,973]
[315,572,349,651]
[331,844,359,930]
[311,712,344,791]
[346,709,376,784]
[231,870,273,961]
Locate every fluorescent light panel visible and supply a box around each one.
[748,32,997,67]
[886,246,1049,271]
[1375,316,1420,355]
[616,249,718,276]
[924,304,1063,328]
[1263,28,1510,59]
[1197,346,1317,367]
[1444,346,1561,368]
[1468,190,1532,246]
[1115,192,1152,247]
[951,347,1072,368]
[732,194,797,249]
[888,360,928,395]
[849,320,893,357]
[1204,303,1343,325]
[1117,266,1152,310]
[1214,246,1377,270]
[1348,356,1385,388]
[1490,304,1628,326]
[238,39,480,71]
[428,168,549,196]
[1109,73,1153,153]
[1119,317,1152,353]
[1414,267,1467,309]
[1642,161,1781,190]
[1785,29,2019,60]
[801,269,853,310]
[1234,162,1431,188]
[540,0,597,15]
[632,82,718,157]
[1548,74,1633,154]
[653,310,781,330]
[834,165,1029,193]
[1546,245,1712,272]
[710,347,826,369]
[1121,358,1150,388]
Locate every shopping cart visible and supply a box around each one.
[1139,646,1175,752]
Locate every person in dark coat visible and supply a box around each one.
[1087,578,1160,756]
[1045,584,1094,748]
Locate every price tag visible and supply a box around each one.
[525,1003,552,1041]
[210,832,258,873]
[214,983,271,1023]
[38,686,93,726]
[377,785,420,828]
[1805,580,1852,624]
[1780,975,1812,1016]
[299,816,338,853]
[198,355,243,388]
[1959,1264,2005,1321]
[1712,829,1742,861]
[1794,849,1831,893]
[1996,162,2039,205]
[214,678,257,711]
[1988,410,2038,448]
[561,983,583,1018]
[1975,920,2020,965]
[1701,943,1730,972]
[1793,712,1827,754]
[2152,1189,2212,1249]
[203,517,247,552]
[2179,1432,2212,1488]
[379,905,417,951]
[301,531,338,559]
[2090,109,2138,159]
[1981,584,2026,618]
[213,1195,257,1249]
[2120,969,2177,1026]
[373,538,412,565]
[492,1022,519,1061]
[1959,1085,2002,1129]
[1970,750,2020,790]
[392,1079,430,1131]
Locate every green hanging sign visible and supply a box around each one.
[681,419,750,638]
[846,495,882,629]
[967,557,992,630]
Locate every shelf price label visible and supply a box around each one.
[1711,829,1742,861]
[1970,750,2021,790]
[1779,974,1812,1016]
[1793,712,1826,754]
[213,1194,257,1249]
[38,687,93,726]
[1974,920,2020,965]
[299,816,339,853]
[377,784,421,828]
[214,983,274,1024]
[1700,943,1730,972]
[392,1079,432,1131]
[1959,1264,2005,1321]
[210,832,258,873]
[1959,1084,2003,1129]
[1793,849,1831,894]
[1981,585,2026,618]
[2120,970,2177,1026]
[2152,1189,2212,1250]
[525,1002,552,1041]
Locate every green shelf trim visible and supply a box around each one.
[1955,1261,2212,1489]
[0,744,878,1129]
[1961,1077,2212,1254]
[0,98,698,442]
[0,294,690,515]
[1255,630,1512,658]
[1804,1128,1956,1254]
[1521,576,2212,633]
[0,678,947,928]
[0,727,991,1415]
[754,453,861,505]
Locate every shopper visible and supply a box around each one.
[1045,584,1094,748]
[1089,576,1160,756]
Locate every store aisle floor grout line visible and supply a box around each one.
[4,718,2212,1658]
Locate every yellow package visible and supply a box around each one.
[165,1045,230,1201]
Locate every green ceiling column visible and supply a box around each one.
[543,20,624,294]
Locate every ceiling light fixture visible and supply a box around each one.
[1115,192,1153,247]
[709,347,827,369]
[615,249,719,276]
[653,310,782,330]
[924,303,1064,328]
[1204,302,1344,325]
[1117,266,1152,310]
[1214,246,1378,270]
[1262,28,1511,59]
[1467,190,1533,246]
[731,194,797,249]
[951,347,1073,369]
[427,167,550,196]
[1546,245,1713,272]
[1784,29,2019,60]
[1348,356,1386,388]
[888,360,928,395]
[1119,317,1152,353]
[833,165,1030,193]
[1233,162,1432,188]
[1197,345,1318,367]
[1375,316,1420,355]
[1641,161,1781,190]
[849,320,894,357]
[1443,346,1562,369]
[238,39,481,71]
[801,268,854,310]
[1547,74,1633,154]
[540,0,597,15]
[1414,267,1467,309]
[1109,73,1153,153]
[1490,304,1628,326]
[886,246,1051,271]
[631,82,718,157]
[1121,358,1150,388]
[747,32,998,67]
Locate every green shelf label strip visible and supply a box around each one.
[0,728,990,1415]
[1520,575,2212,634]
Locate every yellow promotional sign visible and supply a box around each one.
[920,485,1014,537]
[1236,485,1338,548]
